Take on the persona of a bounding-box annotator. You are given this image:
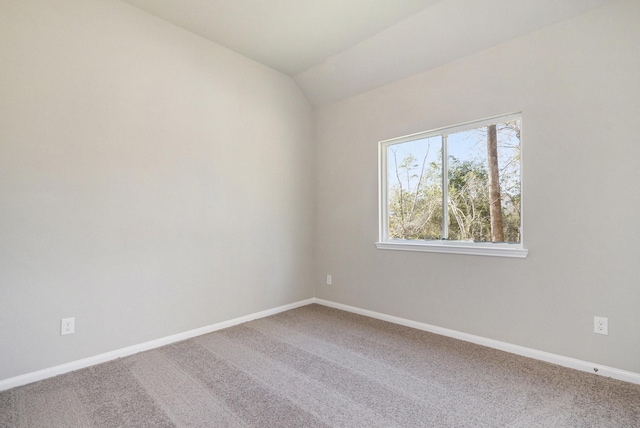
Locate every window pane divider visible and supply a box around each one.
[442,134,449,240]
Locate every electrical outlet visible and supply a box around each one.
[594,316,608,335]
[326,275,332,285]
[61,317,75,336]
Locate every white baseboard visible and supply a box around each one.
[3,297,638,391]
[313,298,640,386]
[0,298,315,392]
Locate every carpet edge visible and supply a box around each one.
[0,298,315,391]
[314,298,640,386]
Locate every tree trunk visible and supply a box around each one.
[487,125,504,242]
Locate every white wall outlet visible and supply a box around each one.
[61,317,75,336]
[326,274,332,285]
[594,316,608,335]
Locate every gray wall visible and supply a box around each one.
[314,0,640,374]
[0,0,315,380]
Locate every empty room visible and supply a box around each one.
[1,0,639,426]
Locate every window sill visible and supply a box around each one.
[375,240,528,258]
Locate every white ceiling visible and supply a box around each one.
[120,0,441,75]
[121,0,616,106]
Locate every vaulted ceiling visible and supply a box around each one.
[120,0,616,106]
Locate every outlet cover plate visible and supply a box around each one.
[61,317,75,336]
[594,316,608,335]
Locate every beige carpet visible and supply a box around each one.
[1,304,639,427]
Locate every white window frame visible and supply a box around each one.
[376,113,528,258]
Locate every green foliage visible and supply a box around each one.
[447,157,491,241]
[388,152,442,240]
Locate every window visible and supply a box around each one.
[377,113,527,258]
